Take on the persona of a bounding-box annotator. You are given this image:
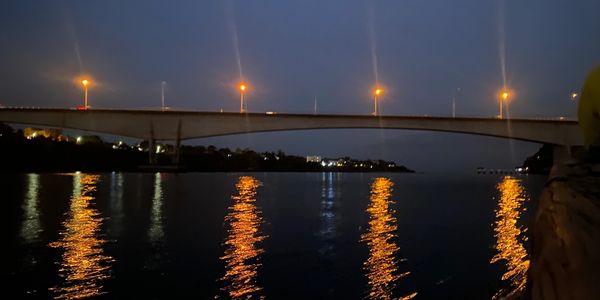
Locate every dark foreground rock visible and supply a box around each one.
[529,162,600,299]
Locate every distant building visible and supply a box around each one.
[306,155,322,163]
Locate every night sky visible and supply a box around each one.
[1,0,599,172]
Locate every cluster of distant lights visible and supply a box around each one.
[75,78,579,115]
[22,132,404,166]
[74,136,165,154]
[319,159,394,169]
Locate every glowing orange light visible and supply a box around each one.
[239,84,246,92]
[374,88,383,96]
[81,79,89,87]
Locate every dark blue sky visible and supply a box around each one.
[1,0,599,171]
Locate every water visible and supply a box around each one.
[2,172,545,299]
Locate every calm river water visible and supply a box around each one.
[3,172,545,299]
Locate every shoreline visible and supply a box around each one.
[0,168,416,174]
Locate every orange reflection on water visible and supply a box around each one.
[361,177,416,300]
[491,176,529,299]
[49,174,114,299]
[220,176,266,299]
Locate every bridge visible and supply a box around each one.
[0,108,583,146]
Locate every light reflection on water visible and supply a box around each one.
[49,173,114,299]
[219,176,266,299]
[318,172,338,256]
[4,172,545,298]
[148,172,165,243]
[20,173,41,244]
[491,176,529,299]
[361,177,416,300]
[108,172,124,237]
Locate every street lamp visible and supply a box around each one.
[81,79,90,109]
[239,83,247,113]
[498,89,511,119]
[373,88,383,116]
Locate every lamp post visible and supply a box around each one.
[161,81,166,111]
[81,79,90,109]
[452,95,456,118]
[239,83,247,113]
[373,88,383,116]
[452,87,461,118]
[499,90,510,119]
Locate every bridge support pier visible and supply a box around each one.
[148,138,157,165]
[173,139,181,165]
[172,119,182,165]
[148,121,157,165]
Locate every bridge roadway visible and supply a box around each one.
[0,108,584,146]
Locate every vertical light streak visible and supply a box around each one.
[496,0,507,90]
[368,2,390,155]
[60,4,85,75]
[495,0,517,162]
[368,2,380,87]
[49,174,113,299]
[491,176,529,299]
[225,0,244,80]
[220,176,266,299]
[20,174,41,244]
[361,178,416,300]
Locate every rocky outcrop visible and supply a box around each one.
[529,163,600,299]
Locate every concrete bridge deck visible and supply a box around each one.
[0,108,584,146]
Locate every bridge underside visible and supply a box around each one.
[0,109,584,146]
